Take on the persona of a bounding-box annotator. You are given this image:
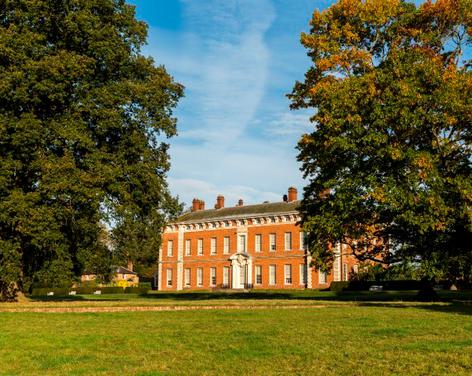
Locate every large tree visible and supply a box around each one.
[0,0,183,300]
[290,0,471,280]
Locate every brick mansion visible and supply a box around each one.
[158,187,359,291]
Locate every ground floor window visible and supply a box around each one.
[269,265,276,285]
[223,266,230,287]
[284,264,292,285]
[210,267,216,286]
[343,263,349,281]
[184,268,191,287]
[299,264,307,285]
[197,267,203,286]
[166,268,173,287]
[319,271,327,284]
[255,265,262,284]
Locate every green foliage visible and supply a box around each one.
[0,0,183,300]
[330,279,425,291]
[290,0,472,279]
[124,286,149,294]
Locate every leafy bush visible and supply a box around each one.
[31,288,70,296]
[329,282,351,292]
[330,280,425,291]
[124,287,149,294]
[100,287,126,294]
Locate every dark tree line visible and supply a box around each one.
[290,0,471,281]
[0,0,183,300]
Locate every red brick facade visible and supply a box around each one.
[159,188,359,291]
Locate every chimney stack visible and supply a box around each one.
[288,187,298,202]
[215,195,225,209]
[127,260,133,271]
[192,198,205,212]
[237,198,244,207]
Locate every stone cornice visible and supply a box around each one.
[164,211,301,233]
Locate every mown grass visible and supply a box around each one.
[1,289,470,309]
[0,293,471,375]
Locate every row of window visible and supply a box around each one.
[164,264,330,288]
[166,232,307,257]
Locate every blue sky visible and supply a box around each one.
[127,0,448,210]
[126,0,336,209]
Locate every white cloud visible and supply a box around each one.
[141,1,314,207]
[264,111,313,136]
[144,1,277,146]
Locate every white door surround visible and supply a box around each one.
[229,252,253,289]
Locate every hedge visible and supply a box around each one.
[124,287,149,294]
[329,280,452,292]
[31,286,149,296]
[31,288,70,296]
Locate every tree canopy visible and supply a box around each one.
[290,0,472,280]
[0,0,183,300]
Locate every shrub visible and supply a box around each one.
[100,287,126,294]
[124,287,149,294]
[31,288,70,296]
[330,280,424,291]
[329,281,351,292]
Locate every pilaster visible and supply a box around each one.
[176,226,184,290]
[157,245,162,291]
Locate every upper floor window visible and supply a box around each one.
[284,232,292,251]
[185,239,191,256]
[223,236,230,254]
[167,240,174,257]
[239,234,246,252]
[269,233,276,252]
[197,238,203,255]
[300,232,307,251]
[255,234,261,252]
[210,237,217,255]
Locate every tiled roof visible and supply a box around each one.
[175,200,300,223]
[116,266,137,275]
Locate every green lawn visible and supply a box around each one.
[0,292,471,375]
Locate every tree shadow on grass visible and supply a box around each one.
[355,301,472,316]
[139,290,421,302]
[27,290,472,311]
